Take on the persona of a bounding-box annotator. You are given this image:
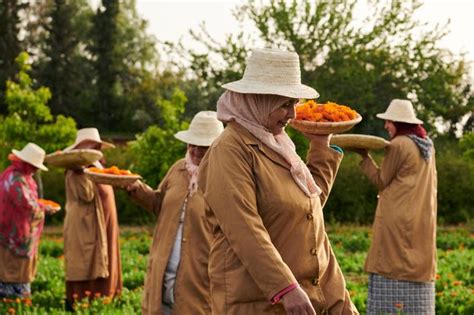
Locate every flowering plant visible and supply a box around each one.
[295,100,358,122]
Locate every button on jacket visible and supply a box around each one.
[131,159,211,315]
[199,122,358,315]
[361,135,437,282]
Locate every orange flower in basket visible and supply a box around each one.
[38,199,60,208]
[88,166,136,176]
[295,100,358,122]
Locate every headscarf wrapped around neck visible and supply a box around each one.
[185,150,200,196]
[393,122,433,161]
[217,91,322,197]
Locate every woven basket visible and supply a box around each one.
[38,199,61,212]
[84,168,141,186]
[289,114,362,135]
[330,134,390,150]
[45,149,103,168]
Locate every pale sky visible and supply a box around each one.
[134,0,474,78]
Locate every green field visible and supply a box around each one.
[1,226,472,314]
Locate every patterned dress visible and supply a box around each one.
[0,161,45,297]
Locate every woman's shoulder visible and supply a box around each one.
[390,135,417,149]
[213,123,260,148]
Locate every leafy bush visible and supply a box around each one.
[129,88,189,188]
[0,53,76,170]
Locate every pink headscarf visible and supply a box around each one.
[217,91,321,197]
[185,150,199,196]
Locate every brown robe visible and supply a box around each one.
[130,159,211,315]
[198,122,358,315]
[64,170,122,302]
[361,135,437,282]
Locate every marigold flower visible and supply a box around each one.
[7,308,15,314]
[95,292,101,298]
[394,303,403,309]
[72,293,79,300]
[85,290,91,297]
[23,298,32,306]
[295,101,358,122]
[88,166,136,176]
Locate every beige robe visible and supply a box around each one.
[361,135,437,282]
[130,159,211,315]
[198,122,358,315]
[64,170,109,281]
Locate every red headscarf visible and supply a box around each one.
[393,122,427,139]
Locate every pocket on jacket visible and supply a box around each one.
[224,249,266,304]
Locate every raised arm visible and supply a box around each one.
[360,141,404,191]
[305,136,344,208]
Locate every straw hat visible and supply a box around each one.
[222,48,319,99]
[376,99,423,124]
[174,111,224,146]
[12,143,48,171]
[65,128,115,151]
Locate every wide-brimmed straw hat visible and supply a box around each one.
[376,99,423,124]
[65,128,115,151]
[221,48,319,99]
[174,111,224,146]
[12,143,48,171]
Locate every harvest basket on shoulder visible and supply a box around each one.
[289,101,362,135]
[45,149,103,169]
[330,134,390,151]
[84,166,141,186]
[38,199,61,212]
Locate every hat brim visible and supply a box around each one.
[174,131,215,147]
[12,149,48,171]
[376,113,423,124]
[222,80,319,99]
[64,140,115,152]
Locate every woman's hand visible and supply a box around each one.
[353,148,369,158]
[124,180,141,194]
[282,286,316,315]
[303,133,332,148]
[44,205,61,215]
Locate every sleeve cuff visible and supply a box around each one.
[329,144,344,154]
[271,283,299,305]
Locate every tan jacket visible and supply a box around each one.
[199,122,358,315]
[130,159,211,315]
[361,136,437,282]
[63,171,109,281]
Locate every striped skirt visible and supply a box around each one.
[0,282,31,298]
[367,273,435,315]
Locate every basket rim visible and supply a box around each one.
[84,168,141,180]
[289,113,362,127]
[330,133,390,149]
[46,148,103,158]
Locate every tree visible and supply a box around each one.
[129,88,189,186]
[184,0,473,137]
[0,52,77,169]
[90,0,122,131]
[0,0,28,115]
[35,0,95,121]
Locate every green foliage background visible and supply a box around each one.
[0,0,473,225]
